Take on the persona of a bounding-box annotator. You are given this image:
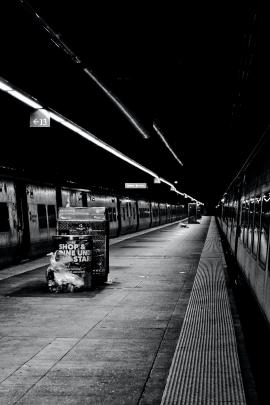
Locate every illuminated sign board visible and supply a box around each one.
[30,109,50,127]
[125,183,148,189]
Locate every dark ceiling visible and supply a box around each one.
[1,1,270,206]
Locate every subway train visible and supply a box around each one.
[216,130,270,326]
[0,176,189,269]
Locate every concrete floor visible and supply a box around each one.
[0,217,210,404]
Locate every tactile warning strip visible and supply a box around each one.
[161,217,246,405]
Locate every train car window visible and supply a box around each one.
[259,193,270,266]
[81,192,88,207]
[107,208,112,222]
[0,202,10,232]
[37,204,47,229]
[122,207,126,221]
[247,198,254,250]
[48,205,56,228]
[223,204,228,224]
[252,196,261,256]
[233,201,238,225]
[133,207,136,219]
[113,208,117,221]
[241,200,248,244]
[244,200,250,246]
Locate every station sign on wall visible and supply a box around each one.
[125,183,148,189]
[30,109,50,127]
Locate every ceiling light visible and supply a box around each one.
[0,80,12,91]
[48,111,65,123]
[0,76,203,204]
[84,69,150,139]
[9,90,43,109]
[153,123,184,167]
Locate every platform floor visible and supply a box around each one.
[0,217,246,404]
[161,217,246,405]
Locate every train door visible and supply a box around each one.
[15,182,30,259]
[127,202,132,228]
[136,200,139,230]
[81,192,88,207]
[117,198,121,236]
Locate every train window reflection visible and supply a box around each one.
[259,193,270,267]
[247,198,254,250]
[252,196,262,256]
[108,208,113,222]
[48,205,56,228]
[37,204,47,229]
[240,200,248,244]
[0,202,10,232]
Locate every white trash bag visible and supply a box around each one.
[46,250,84,293]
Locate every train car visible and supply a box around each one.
[166,204,172,223]
[0,179,20,267]
[178,204,187,220]
[61,188,86,208]
[87,194,119,237]
[26,184,57,257]
[150,202,160,227]
[0,174,189,269]
[118,198,137,235]
[137,200,151,231]
[217,131,270,326]
[159,203,167,225]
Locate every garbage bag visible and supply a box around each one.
[46,250,84,292]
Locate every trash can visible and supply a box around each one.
[52,235,93,288]
[57,207,109,283]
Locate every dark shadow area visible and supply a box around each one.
[1,267,117,298]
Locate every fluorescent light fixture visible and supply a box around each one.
[48,110,157,177]
[0,80,12,91]
[0,77,42,109]
[153,123,184,167]
[49,114,201,205]
[12,2,151,140]
[0,76,203,204]
[48,111,65,123]
[84,68,150,139]
[9,90,43,109]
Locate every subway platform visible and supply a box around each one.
[0,217,248,404]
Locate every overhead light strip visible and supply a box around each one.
[48,109,157,177]
[153,123,184,167]
[18,0,150,140]
[0,77,203,204]
[0,78,43,109]
[84,69,149,139]
[8,90,43,109]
